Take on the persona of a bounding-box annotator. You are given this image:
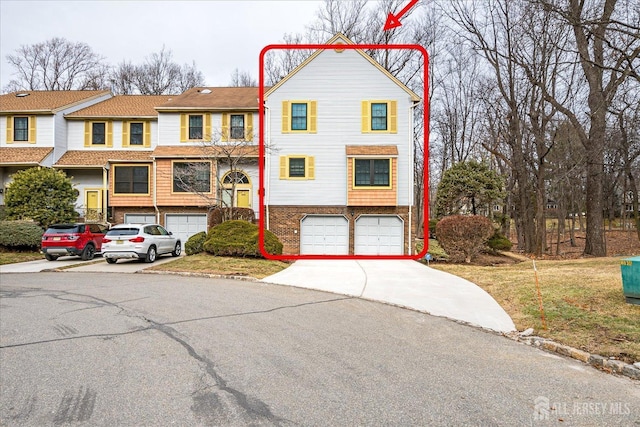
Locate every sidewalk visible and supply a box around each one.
[261,259,516,333]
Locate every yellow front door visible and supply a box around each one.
[237,190,250,208]
[86,190,100,221]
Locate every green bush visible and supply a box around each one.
[436,215,493,263]
[208,207,256,229]
[0,220,44,250]
[428,218,438,238]
[487,231,513,251]
[185,231,207,255]
[203,220,283,258]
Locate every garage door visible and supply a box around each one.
[124,214,156,224]
[300,216,349,255]
[355,216,403,255]
[165,214,208,249]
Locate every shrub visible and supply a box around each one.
[428,218,438,239]
[203,220,283,257]
[436,215,493,263]
[0,220,44,250]
[185,231,207,255]
[487,231,513,252]
[208,207,256,229]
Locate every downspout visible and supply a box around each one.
[264,103,270,230]
[408,99,422,256]
[153,160,160,224]
[102,165,109,225]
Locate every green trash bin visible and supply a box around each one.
[621,256,640,305]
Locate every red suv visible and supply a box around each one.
[41,223,109,261]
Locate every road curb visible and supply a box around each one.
[509,334,640,381]
[140,269,259,282]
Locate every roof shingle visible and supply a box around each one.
[152,145,259,158]
[65,95,173,118]
[54,150,153,167]
[155,87,260,110]
[346,145,398,155]
[0,147,53,165]
[0,90,110,113]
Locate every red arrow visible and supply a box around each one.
[383,0,419,31]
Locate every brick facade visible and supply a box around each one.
[266,205,417,255]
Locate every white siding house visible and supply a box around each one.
[264,34,422,256]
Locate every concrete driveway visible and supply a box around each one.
[262,260,516,333]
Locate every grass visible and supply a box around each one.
[431,257,640,363]
[146,252,289,279]
[0,250,43,265]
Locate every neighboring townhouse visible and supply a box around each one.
[264,34,422,256]
[60,95,172,222]
[153,87,260,243]
[0,90,111,206]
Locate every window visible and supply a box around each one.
[355,159,390,187]
[92,122,106,145]
[279,156,315,180]
[114,166,149,194]
[172,161,211,193]
[371,103,387,131]
[291,103,307,131]
[361,100,397,133]
[13,117,28,141]
[230,115,245,139]
[129,122,144,145]
[281,101,317,133]
[189,115,203,140]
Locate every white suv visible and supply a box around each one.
[102,224,181,264]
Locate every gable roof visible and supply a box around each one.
[0,90,111,114]
[54,150,153,167]
[65,95,173,119]
[0,147,53,165]
[265,33,420,102]
[155,87,261,111]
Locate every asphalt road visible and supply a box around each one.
[1,272,639,426]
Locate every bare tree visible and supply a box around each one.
[134,46,205,95]
[229,68,257,87]
[4,37,108,92]
[109,60,138,95]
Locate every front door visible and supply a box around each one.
[85,190,100,221]
[237,190,250,208]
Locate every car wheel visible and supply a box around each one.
[145,246,157,263]
[106,258,117,264]
[81,244,95,261]
[44,253,58,261]
[172,242,181,257]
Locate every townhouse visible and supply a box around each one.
[263,34,421,256]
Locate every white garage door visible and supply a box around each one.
[300,216,349,255]
[355,216,403,255]
[124,214,156,224]
[165,214,208,249]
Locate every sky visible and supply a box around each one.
[0,0,324,91]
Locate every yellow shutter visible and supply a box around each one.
[361,101,370,133]
[221,113,229,141]
[204,113,211,140]
[6,116,13,143]
[106,121,113,147]
[122,120,129,147]
[279,156,287,179]
[307,156,315,179]
[84,121,90,146]
[28,115,36,143]
[389,101,397,133]
[309,101,317,133]
[180,114,187,142]
[246,113,253,140]
[144,121,151,147]
[282,101,290,133]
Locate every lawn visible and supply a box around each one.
[0,250,43,265]
[431,257,640,364]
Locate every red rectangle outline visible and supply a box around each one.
[258,43,429,260]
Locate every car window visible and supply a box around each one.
[106,228,139,236]
[89,224,101,233]
[157,226,169,236]
[45,225,79,234]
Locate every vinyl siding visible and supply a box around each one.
[158,112,257,145]
[266,48,413,207]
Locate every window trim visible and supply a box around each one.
[361,100,397,134]
[112,164,151,196]
[281,101,317,134]
[91,122,106,145]
[221,113,254,141]
[180,113,211,142]
[279,155,315,180]
[171,160,212,194]
[122,120,151,147]
[84,120,113,147]
[5,115,36,143]
[351,158,393,189]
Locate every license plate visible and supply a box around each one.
[116,240,123,244]
[53,237,61,241]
